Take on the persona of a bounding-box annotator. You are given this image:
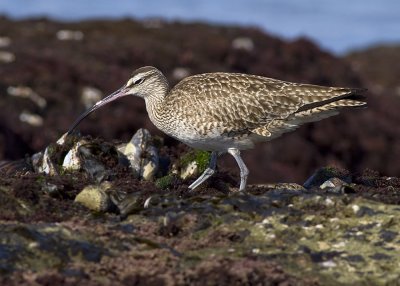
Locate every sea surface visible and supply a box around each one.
[0,0,399,54]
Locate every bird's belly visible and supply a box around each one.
[166,126,256,151]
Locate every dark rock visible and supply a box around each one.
[303,167,352,189]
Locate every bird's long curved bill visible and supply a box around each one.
[67,87,126,135]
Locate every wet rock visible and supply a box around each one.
[41,182,61,197]
[231,37,254,52]
[319,177,354,193]
[0,36,11,47]
[119,129,159,180]
[172,67,190,81]
[180,161,198,180]
[31,134,119,182]
[2,16,400,285]
[178,150,211,181]
[159,211,181,237]
[56,30,84,41]
[7,86,47,108]
[114,192,144,218]
[34,147,58,175]
[0,51,15,63]
[80,86,103,109]
[62,140,87,171]
[74,182,115,212]
[0,224,106,273]
[19,110,44,127]
[78,143,117,182]
[32,135,78,176]
[303,166,352,189]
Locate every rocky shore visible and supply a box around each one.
[1,17,400,285]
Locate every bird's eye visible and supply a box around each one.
[134,78,144,85]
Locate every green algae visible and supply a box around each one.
[155,174,176,190]
[179,150,211,174]
[118,188,400,285]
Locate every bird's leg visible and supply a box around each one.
[227,148,249,191]
[188,151,218,190]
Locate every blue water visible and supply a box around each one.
[1,0,399,54]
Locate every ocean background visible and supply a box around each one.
[0,0,399,54]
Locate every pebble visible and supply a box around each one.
[0,36,11,48]
[19,111,43,127]
[0,51,15,63]
[8,86,47,108]
[231,37,254,52]
[56,30,84,41]
[81,86,103,109]
[172,67,190,81]
[321,260,337,268]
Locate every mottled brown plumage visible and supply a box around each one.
[68,66,367,191]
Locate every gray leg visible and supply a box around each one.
[227,148,249,191]
[189,151,218,190]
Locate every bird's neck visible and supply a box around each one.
[144,80,170,125]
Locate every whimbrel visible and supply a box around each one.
[68,66,366,191]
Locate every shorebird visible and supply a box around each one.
[68,66,366,191]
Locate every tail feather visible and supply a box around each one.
[251,95,366,139]
[295,87,367,113]
[290,97,366,126]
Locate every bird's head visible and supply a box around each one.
[67,66,168,134]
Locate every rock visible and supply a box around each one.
[75,182,114,212]
[7,86,47,108]
[320,179,335,189]
[178,150,211,181]
[113,192,150,219]
[172,67,190,81]
[62,140,87,171]
[0,36,11,48]
[41,182,61,197]
[78,143,117,183]
[231,37,254,52]
[303,166,352,189]
[31,134,119,182]
[180,161,198,180]
[120,129,159,180]
[56,30,84,41]
[0,224,106,273]
[32,135,76,175]
[81,86,103,109]
[0,51,15,63]
[319,177,354,194]
[34,146,58,175]
[19,110,44,127]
